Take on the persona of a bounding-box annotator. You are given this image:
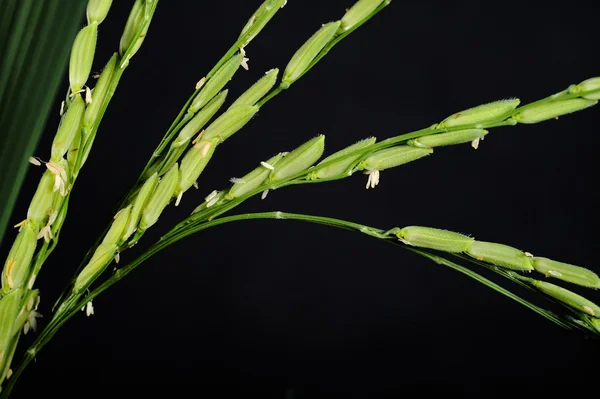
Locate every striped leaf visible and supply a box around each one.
[0,0,86,246]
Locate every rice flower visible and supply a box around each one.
[122,173,159,241]
[87,0,113,24]
[177,138,219,198]
[140,164,180,231]
[83,54,118,129]
[465,241,534,271]
[27,171,59,226]
[407,129,488,149]
[102,206,132,246]
[201,105,259,142]
[173,90,228,148]
[532,257,600,289]
[282,21,341,87]
[189,54,244,113]
[74,243,119,293]
[51,94,85,161]
[438,99,520,129]
[227,153,284,199]
[69,24,98,93]
[2,224,36,292]
[269,135,325,182]
[396,226,474,253]
[533,280,600,317]
[312,137,376,179]
[239,0,288,46]
[339,0,386,33]
[574,77,600,100]
[514,99,597,124]
[230,68,279,108]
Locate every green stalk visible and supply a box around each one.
[7,209,588,397]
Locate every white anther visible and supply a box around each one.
[206,197,219,208]
[204,190,218,202]
[85,86,93,104]
[29,156,42,166]
[175,191,184,207]
[241,57,250,71]
[364,169,380,189]
[195,77,206,90]
[85,301,95,317]
[260,161,274,170]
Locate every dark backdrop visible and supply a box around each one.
[4,1,599,397]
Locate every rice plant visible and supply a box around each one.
[1,0,598,396]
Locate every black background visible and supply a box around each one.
[3,0,600,397]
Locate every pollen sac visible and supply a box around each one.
[140,164,180,231]
[438,99,521,129]
[466,241,534,271]
[359,146,432,171]
[87,0,113,24]
[339,0,386,33]
[282,21,341,87]
[532,257,600,289]
[532,280,600,318]
[83,54,118,130]
[173,90,228,148]
[101,206,132,246]
[189,54,244,114]
[27,171,59,225]
[270,135,325,182]
[2,224,37,293]
[514,98,597,124]
[574,77,600,100]
[202,105,259,142]
[11,289,39,337]
[122,173,159,241]
[119,0,145,56]
[239,0,287,45]
[74,243,118,293]
[227,153,284,199]
[312,137,376,179]
[396,226,474,253]
[69,24,98,93]
[407,129,488,149]
[230,68,279,108]
[51,94,85,161]
[192,190,226,214]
